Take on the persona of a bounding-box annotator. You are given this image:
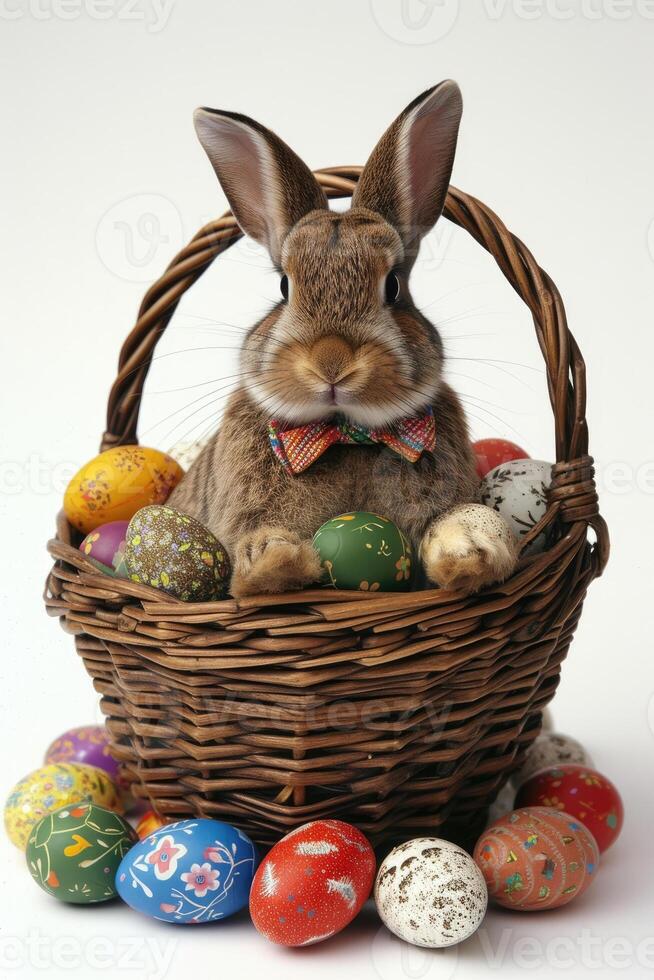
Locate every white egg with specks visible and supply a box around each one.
[513,731,594,788]
[480,458,553,554]
[374,838,487,948]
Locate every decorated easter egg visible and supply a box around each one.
[124,505,231,601]
[26,802,136,903]
[44,726,120,782]
[135,810,167,839]
[79,521,129,576]
[64,446,184,535]
[116,818,257,924]
[472,439,529,479]
[480,459,553,555]
[515,765,623,852]
[513,733,594,789]
[250,819,375,946]
[4,763,122,850]
[474,807,599,910]
[312,512,413,592]
[375,838,487,948]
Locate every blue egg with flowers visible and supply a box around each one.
[115,818,258,924]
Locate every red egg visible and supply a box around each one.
[474,807,599,910]
[249,819,376,946]
[472,439,529,479]
[515,764,623,853]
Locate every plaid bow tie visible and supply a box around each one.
[268,409,436,475]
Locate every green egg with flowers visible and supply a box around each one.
[26,801,136,904]
[312,511,413,592]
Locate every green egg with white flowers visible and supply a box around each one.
[312,511,413,592]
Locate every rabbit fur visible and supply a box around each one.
[168,81,518,596]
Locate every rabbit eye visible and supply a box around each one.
[384,272,400,305]
[280,274,289,301]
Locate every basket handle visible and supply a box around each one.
[101,167,609,574]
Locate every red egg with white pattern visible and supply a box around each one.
[249,819,376,946]
[515,764,623,852]
[472,439,529,479]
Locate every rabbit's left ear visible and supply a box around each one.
[194,108,327,266]
[352,81,462,259]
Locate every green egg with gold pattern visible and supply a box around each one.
[124,504,231,601]
[312,511,413,592]
[26,801,136,904]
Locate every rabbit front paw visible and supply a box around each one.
[420,504,518,595]
[230,525,322,598]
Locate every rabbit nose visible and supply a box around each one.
[310,336,354,384]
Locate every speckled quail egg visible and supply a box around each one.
[374,838,487,948]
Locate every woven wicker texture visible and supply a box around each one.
[45,168,609,849]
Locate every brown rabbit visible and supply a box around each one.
[169,81,517,597]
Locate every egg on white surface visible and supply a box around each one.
[115,818,257,924]
[374,838,487,948]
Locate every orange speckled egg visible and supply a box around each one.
[473,807,599,911]
[64,446,184,534]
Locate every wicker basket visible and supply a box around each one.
[45,168,609,851]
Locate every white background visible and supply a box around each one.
[1,1,654,978]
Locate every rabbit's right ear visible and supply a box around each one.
[194,108,328,266]
[352,81,462,261]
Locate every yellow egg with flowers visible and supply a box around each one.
[64,446,184,534]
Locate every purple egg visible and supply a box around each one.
[44,726,121,781]
[79,520,129,576]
